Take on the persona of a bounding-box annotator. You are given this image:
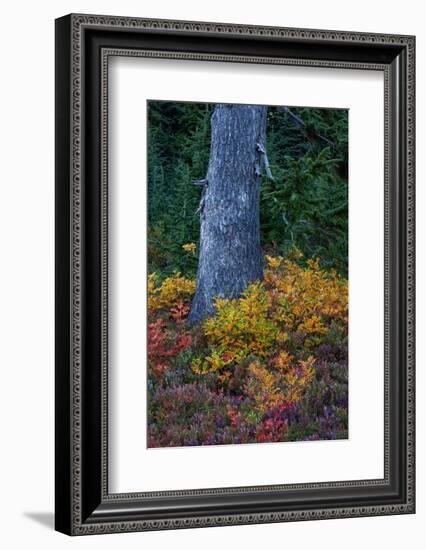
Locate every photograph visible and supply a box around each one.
[0,0,420,545]
[52,11,415,537]
[147,100,349,448]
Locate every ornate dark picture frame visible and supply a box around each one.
[55,13,415,535]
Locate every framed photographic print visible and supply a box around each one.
[55,14,415,535]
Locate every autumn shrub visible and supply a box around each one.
[147,273,194,380]
[192,252,347,378]
[147,318,192,378]
[148,383,264,447]
[147,253,348,447]
[264,254,348,344]
[244,355,315,415]
[148,272,195,313]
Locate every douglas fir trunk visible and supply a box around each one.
[188,104,268,324]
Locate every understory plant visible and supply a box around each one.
[147,251,348,448]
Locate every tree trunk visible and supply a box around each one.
[188,104,267,324]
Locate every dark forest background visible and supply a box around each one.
[147,101,348,277]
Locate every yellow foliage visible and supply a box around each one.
[297,314,328,336]
[191,347,247,375]
[196,253,347,376]
[148,272,195,312]
[244,361,283,414]
[265,255,283,270]
[264,254,348,339]
[285,356,315,403]
[275,351,294,373]
[203,282,278,366]
[182,242,196,255]
[244,355,316,414]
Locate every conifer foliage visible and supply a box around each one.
[148,101,348,277]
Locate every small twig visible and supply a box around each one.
[256,142,275,181]
[195,186,207,217]
[282,106,306,128]
[192,178,208,187]
[282,106,336,148]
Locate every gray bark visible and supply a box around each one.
[188,104,267,324]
